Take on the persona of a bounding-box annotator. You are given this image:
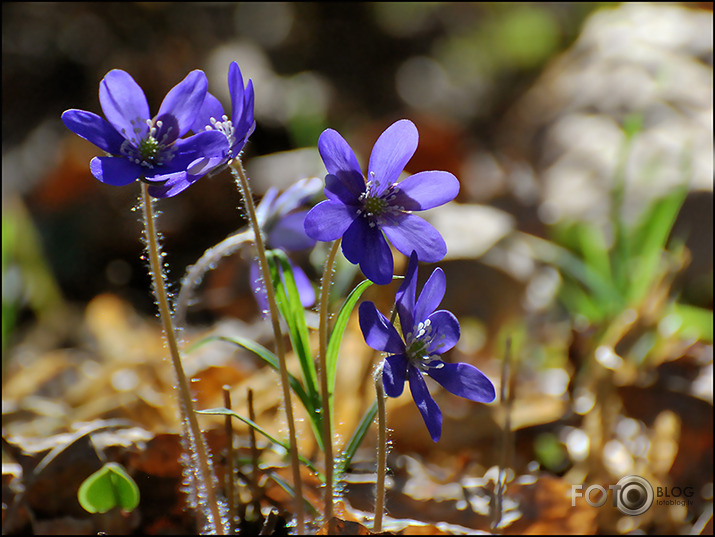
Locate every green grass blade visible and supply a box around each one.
[326,279,376,400]
[626,185,688,303]
[264,470,320,516]
[196,407,324,480]
[191,335,324,451]
[336,400,378,477]
[270,250,319,400]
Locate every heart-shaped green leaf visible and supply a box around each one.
[77,462,140,514]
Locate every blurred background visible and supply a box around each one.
[2,2,713,535]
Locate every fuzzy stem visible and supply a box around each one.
[229,159,305,535]
[222,387,237,534]
[140,183,224,534]
[317,239,342,524]
[374,364,387,533]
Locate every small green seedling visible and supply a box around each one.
[77,462,140,514]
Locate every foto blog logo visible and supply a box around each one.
[572,475,654,516]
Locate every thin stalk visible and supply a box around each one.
[140,183,224,534]
[317,239,342,524]
[229,159,305,535]
[374,364,387,534]
[223,387,237,534]
[492,337,513,533]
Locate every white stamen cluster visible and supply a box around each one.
[120,117,176,168]
[205,114,235,156]
[356,172,406,228]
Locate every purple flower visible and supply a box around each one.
[304,119,459,285]
[187,61,256,180]
[250,177,322,314]
[358,252,495,442]
[61,69,230,198]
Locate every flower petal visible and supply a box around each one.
[157,70,209,139]
[289,260,316,308]
[393,170,460,210]
[382,213,447,263]
[408,365,442,442]
[273,176,323,217]
[426,362,496,403]
[382,354,409,397]
[173,130,231,166]
[342,218,393,285]
[233,79,255,151]
[191,92,226,133]
[358,301,405,354]
[318,129,365,198]
[89,156,142,186]
[146,172,193,198]
[268,211,316,251]
[228,61,245,119]
[395,251,419,334]
[325,173,361,205]
[425,310,460,354]
[99,70,150,143]
[368,119,418,195]
[304,200,357,242]
[61,109,125,154]
[415,267,446,323]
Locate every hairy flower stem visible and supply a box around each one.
[230,159,305,535]
[140,183,224,535]
[374,363,387,533]
[318,239,342,525]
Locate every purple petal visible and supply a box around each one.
[233,79,255,150]
[382,354,409,397]
[157,70,209,139]
[304,200,357,242]
[415,267,446,323]
[395,252,419,334]
[228,62,245,120]
[358,301,405,354]
[255,187,280,226]
[173,130,231,164]
[191,92,226,133]
[146,172,193,198]
[325,173,362,205]
[289,260,316,308]
[273,177,323,217]
[342,218,394,285]
[99,70,150,143]
[408,365,442,442]
[268,211,316,251]
[424,310,460,355]
[427,362,496,403]
[318,129,366,198]
[382,213,446,263]
[61,109,125,154]
[368,119,418,196]
[89,156,142,186]
[393,170,460,210]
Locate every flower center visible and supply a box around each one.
[356,172,404,227]
[404,319,444,371]
[363,195,387,216]
[120,118,175,168]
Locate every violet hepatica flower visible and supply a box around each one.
[359,252,496,442]
[61,69,229,198]
[188,61,256,179]
[304,119,459,285]
[250,177,322,314]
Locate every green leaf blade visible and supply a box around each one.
[78,462,140,514]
